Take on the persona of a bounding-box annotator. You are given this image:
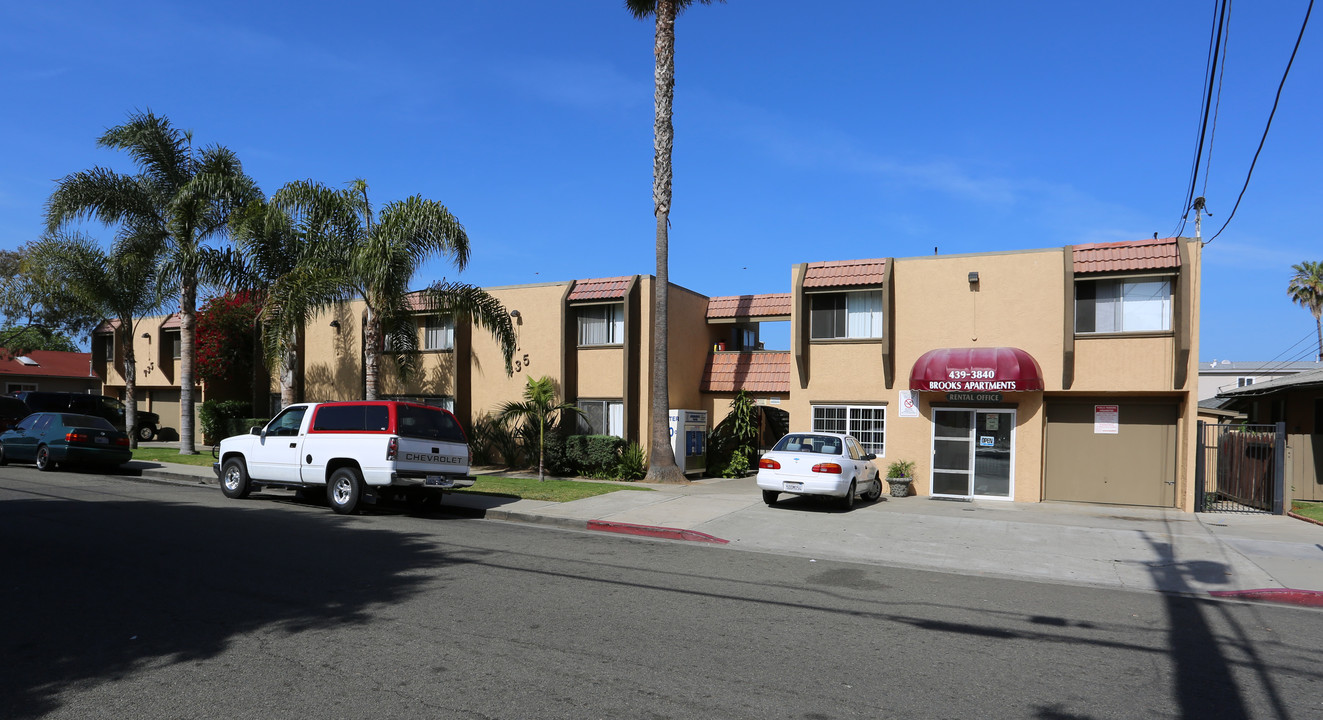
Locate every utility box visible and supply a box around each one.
[668,409,708,477]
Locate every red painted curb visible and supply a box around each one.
[1209,588,1323,607]
[586,520,729,544]
[1288,511,1323,528]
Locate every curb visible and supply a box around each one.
[1209,588,1323,608]
[586,519,729,544]
[1288,511,1323,528]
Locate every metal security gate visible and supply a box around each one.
[1195,421,1285,514]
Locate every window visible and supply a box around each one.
[423,316,454,351]
[1237,377,1256,388]
[810,291,883,340]
[396,403,466,442]
[102,337,114,362]
[578,399,624,437]
[312,404,390,432]
[811,404,885,456]
[1075,278,1171,334]
[577,304,623,346]
[7,383,36,394]
[265,406,307,437]
[168,333,182,359]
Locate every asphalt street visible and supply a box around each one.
[3,468,1322,719]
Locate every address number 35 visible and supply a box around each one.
[514,354,531,372]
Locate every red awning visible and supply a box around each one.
[909,347,1044,392]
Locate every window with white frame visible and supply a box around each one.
[577,304,624,346]
[578,399,624,437]
[1237,377,1256,388]
[1075,277,1172,334]
[811,404,885,456]
[423,316,454,351]
[810,290,883,340]
[7,383,37,393]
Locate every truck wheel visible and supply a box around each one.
[327,467,364,515]
[0,444,7,465]
[36,445,55,472]
[220,458,252,499]
[136,425,156,442]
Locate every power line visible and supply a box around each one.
[1207,0,1315,243]
[1171,0,1229,239]
[1200,0,1232,200]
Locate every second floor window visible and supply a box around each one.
[578,304,623,346]
[102,336,114,362]
[423,316,454,350]
[810,290,883,340]
[1075,278,1171,334]
[169,333,182,359]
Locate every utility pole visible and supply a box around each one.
[1190,196,1210,242]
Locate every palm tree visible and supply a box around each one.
[1288,261,1323,361]
[497,376,584,481]
[27,232,167,448]
[272,179,516,398]
[227,197,343,409]
[627,0,722,483]
[45,111,258,454]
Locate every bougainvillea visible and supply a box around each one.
[195,292,260,391]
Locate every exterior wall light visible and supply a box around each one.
[968,272,980,284]
[329,320,341,331]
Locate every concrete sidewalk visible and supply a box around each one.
[129,460,1323,604]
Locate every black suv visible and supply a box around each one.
[12,391,160,441]
[0,395,30,432]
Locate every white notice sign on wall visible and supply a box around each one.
[898,390,920,418]
[1094,404,1119,434]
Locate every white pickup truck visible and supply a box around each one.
[212,400,474,514]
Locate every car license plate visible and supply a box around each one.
[425,475,454,488]
[95,437,109,445]
[784,481,803,492]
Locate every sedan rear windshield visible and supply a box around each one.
[396,405,466,443]
[60,414,115,431]
[772,434,842,455]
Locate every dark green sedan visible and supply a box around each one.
[0,412,132,471]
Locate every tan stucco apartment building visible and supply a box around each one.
[98,236,1202,511]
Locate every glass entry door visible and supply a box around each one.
[931,409,1015,499]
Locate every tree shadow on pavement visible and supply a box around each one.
[0,496,482,719]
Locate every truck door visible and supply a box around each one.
[246,405,308,484]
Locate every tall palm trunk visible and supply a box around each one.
[180,281,198,454]
[121,325,139,450]
[364,309,381,401]
[646,0,685,483]
[1315,312,1322,361]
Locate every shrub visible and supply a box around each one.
[565,435,625,478]
[232,417,270,437]
[541,432,574,477]
[469,414,522,466]
[199,400,252,444]
[616,442,647,481]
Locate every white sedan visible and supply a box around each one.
[756,432,882,511]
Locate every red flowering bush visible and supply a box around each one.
[196,292,260,390]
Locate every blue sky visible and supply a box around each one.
[2,1,1319,363]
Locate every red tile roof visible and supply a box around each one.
[803,258,887,288]
[701,351,791,393]
[1073,237,1180,274]
[568,276,632,302]
[706,293,792,320]
[160,314,181,330]
[93,319,122,334]
[0,350,94,379]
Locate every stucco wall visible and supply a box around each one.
[468,282,572,422]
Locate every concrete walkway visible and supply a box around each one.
[127,459,1323,605]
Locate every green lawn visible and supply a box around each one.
[454,475,653,503]
[131,447,216,467]
[1291,501,1323,523]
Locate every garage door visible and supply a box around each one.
[1044,400,1177,507]
[147,389,181,438]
